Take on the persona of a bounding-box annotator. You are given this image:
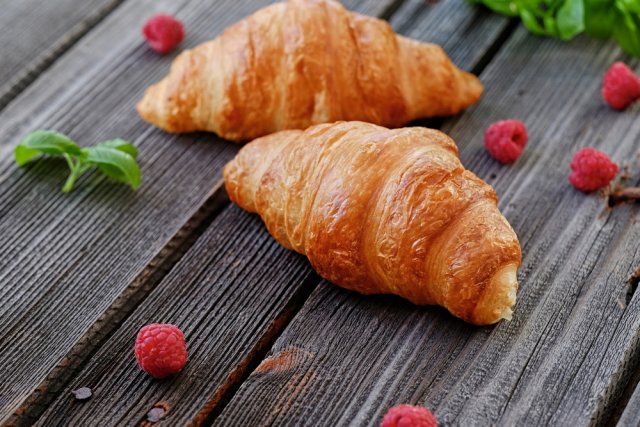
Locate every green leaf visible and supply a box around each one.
[613,9,640,56]
[96,139,139,158]
[584,0,616,38]
[83,146,141,189]
[469,0,640,58]
[520,9,549,35]
[543,14,559,36]
[15,145,43,166]
[557,0,585,39]
[616,0,640,14]
[15,130,82,166]
[472,0,520,16]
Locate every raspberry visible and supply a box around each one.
[381,404,438,427]
[135,323,187,378]
[602,62,640,110]
[143,14,185,55]
[484,119,528,164]
[569,147,619,192]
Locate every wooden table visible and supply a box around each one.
[1,0,639,425]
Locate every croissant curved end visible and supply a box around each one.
[461,71,483,109]
[472,263,519,325]
[137,80,170,131]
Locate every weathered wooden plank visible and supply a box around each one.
[34,205,317,426]
[343,0,402,17]
[389,0,511,71]
[0,0,125,110]
[0,0,399,423]
[0,0,277,423]
[215,17,640,427]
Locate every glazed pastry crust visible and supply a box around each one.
[224,122,522,325]
[137,0,483,142]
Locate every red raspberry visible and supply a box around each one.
[602,62,640,110]
[569,147,619,192]
[381,404,438,427]
[135,323,187,378]
[142,14,185,55]
[484,119,528,164]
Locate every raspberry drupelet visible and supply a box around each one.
[143,14,185,55]
[381,404,438,427]
[484,120,528,164]
[602,62,640,110]
[135,323,187,379]
[569,148,619,192]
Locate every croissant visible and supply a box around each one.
[223,122,521,325]
[137,0,483,142]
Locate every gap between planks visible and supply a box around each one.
[377,0,406,21]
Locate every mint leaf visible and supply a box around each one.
[469,0,640,57]
[83,146,141,190]
[520,9,548,36]
[557,0,585,40]
[470,0,520,16]
[584,0,616,38]
[96,139,139,158]
[15,145,43,167]
[15,130,142,193]
[613,10,640,57]
[617,0,640,14]
[15,130,83,166]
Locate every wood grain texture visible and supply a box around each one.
[0,0,276,422]
[0,0,400,423]
[342,0,402,17]
[35,205,317,426]
[389,0,511,71]
[215,18,640,427]
[0,0,125,110]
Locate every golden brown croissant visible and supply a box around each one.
[223,122,521,325]
[137,0,483,142]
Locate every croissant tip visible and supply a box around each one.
[500,308,513,321]
[472,263,519,325]
[136,81,181,133]
[465,73,484,105]
[136,89,156,125]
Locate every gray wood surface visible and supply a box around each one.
[5,0,640,424]
[0,0,399,424]
[33,1,511,424]
[35,205,316,426]
[215,17,640,427]
[0,0,124,110]
[389,0,512,73]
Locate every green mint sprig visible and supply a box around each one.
[15,130,141,193]
[469,0,640,58]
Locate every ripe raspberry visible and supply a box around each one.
[135,323,187,378]
[602,62,640,110]
[142,14,185,55]
[381,404,438,427]
[484,119,528,164]
[569,148,619,192]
